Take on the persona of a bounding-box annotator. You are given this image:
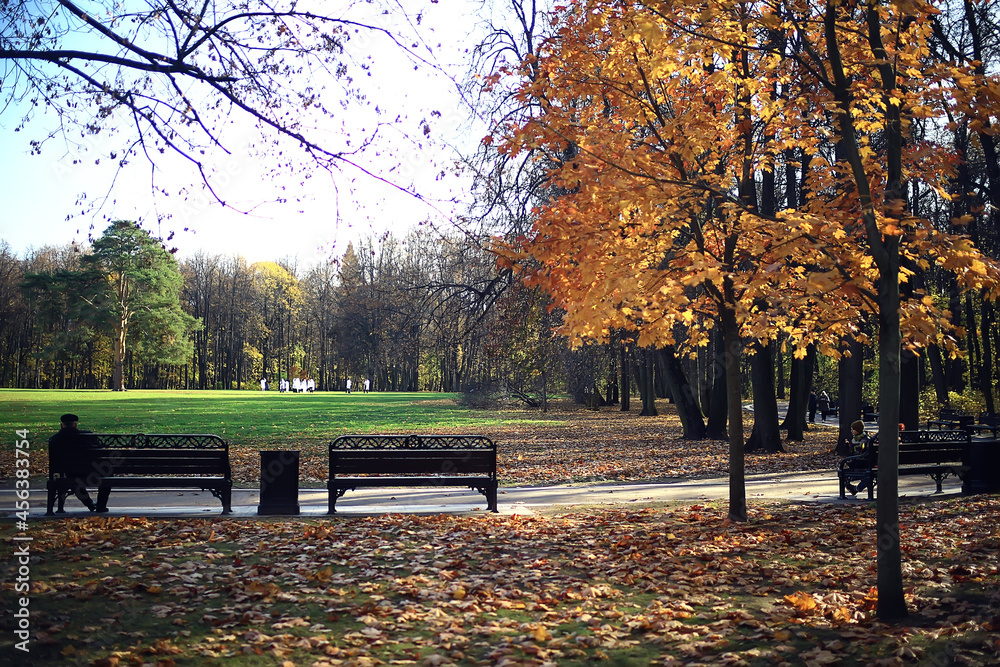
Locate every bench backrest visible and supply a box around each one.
[329,435,496,478]
[977,413,1000,426]
[331,435,494,450]
[50,434,230,478]
[89,434,229,449]
[869,430,970,465]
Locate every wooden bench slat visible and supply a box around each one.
[95,477,229,487]
[328,435,498,513]
[332,450,495,476]
[330,476,495,487]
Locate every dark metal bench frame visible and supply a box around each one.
[838,429,970,500]
[327,435,498,513]
[46,434,233,515]
[966,413,1000,438]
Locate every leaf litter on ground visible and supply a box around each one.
[4,496,998,666]
[4,401,997,665]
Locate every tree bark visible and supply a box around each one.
[981,297,996,415]
[838,337,865,443]
[926,345,948,405]
[745,341,784,453]
[781,343,814,440]
[720,297,746,522]
[706,328,729,439]
[826,0,906,618]
[899,349,920,431]
[659,346,706,439]
[638,347,658,416]
[620,342,631,412]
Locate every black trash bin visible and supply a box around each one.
[963,440,1000,495]
[258,450,300,515]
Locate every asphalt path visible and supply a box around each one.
[2,469,964,520]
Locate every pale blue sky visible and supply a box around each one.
[0,1,490,264]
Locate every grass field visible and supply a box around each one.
[0,388,844,486]
[0,389,548,443]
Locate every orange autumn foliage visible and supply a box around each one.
[495,0,1000,357]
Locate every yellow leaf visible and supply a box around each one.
[832,606,853,623]
[783,590,818,613]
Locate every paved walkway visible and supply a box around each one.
[3,469,964,519]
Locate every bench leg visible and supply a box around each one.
[838,475,847,499]
[207,485,232,514]
[932,472,944,494]
[328,487,338,514]
[488,484,499,513]
[46,485,57,516]
[96,485,111,512]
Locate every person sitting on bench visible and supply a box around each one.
[48,413,107,512]
[844,420,874,496]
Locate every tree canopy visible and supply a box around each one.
[81,221,197,390]
[1,0,436,220]
[494,0,1000,616]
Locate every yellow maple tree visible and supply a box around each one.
[495,0,1000,617]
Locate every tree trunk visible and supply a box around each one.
[775,342,786,400]
[981,297,996,415]
[781,343,813,440]
[638,348,657,416]
[706,328,729,439]
[720,298,746,523]
[926,345,948,405]
[113,318,127,391]
[875,236,906,619]
[838,337,864,444]
[659,346,706,439]
[826,1,906,618]
[899,349,920,431]
[620,342,631,412]
[946,279,966,393]
[745,341,784,453]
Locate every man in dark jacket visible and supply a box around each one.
[48,413,104,512]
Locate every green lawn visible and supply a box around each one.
[0,389,547,447]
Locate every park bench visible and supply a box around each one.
[927,408,974,430]
[328,434,498,513]
[965,412,1000,438]
[46,434,233,515]
[838,429,970,500]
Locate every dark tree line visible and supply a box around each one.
[0,225,564,394]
